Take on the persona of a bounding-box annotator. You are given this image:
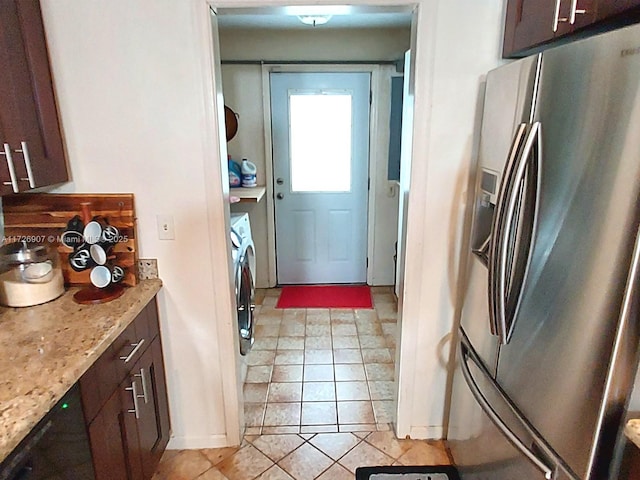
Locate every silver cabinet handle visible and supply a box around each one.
[568,0,586,23]
[15,142,35,188]
[1,143,19,193]
[125,380,141,419]
[134,368,149,404]
[119,338,145,363]
[488,123,527,337]
[553,0,563,31]
[555,0,586,30]
[458,332,555,479]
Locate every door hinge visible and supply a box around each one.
[368,178,371,191]
[366,257,369,268]
[369,90,373,105]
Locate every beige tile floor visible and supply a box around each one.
[152,287,453,480]
[244,287,399,435]
[153,430,452,480]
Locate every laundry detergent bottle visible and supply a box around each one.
[241,158,257,187]
[228,157,242,188]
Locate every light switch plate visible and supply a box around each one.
[156,215,175,240]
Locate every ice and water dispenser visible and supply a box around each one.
[471,168,500,266]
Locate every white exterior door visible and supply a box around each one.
[271,72,371,284]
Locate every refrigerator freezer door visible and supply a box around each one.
[450,332,574,479]
[458,54,541,374]
[496,23,640,479]
[449,376,551,480]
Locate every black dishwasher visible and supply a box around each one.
[0,384,94,480]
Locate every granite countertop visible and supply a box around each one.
[0,279,162,463]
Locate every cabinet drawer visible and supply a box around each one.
[81,300,159,424]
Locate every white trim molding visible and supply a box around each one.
[168,433,231,450]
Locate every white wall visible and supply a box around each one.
[41,0,240,448]
[220,28,409,287]
[220,27,411,61]
[40,0,504,447]
[394,1,505,438]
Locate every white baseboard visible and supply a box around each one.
[167,433,235,450]
[407,425,445,440]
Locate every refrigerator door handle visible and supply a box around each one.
[458,331,556,479]
[496,122,543,344]
[488,122,528,336]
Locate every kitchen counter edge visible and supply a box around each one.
[0,279,163,463]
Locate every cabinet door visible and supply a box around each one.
[597,0,640,19]
[120,375,145,480]
[151,338,171,468]
[135,339,171,479]
[504,0,559,56]
[0,1,30,194]
[0,0,68,193]
[88,388,142,480]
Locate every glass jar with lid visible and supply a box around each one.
[0,242,65,307]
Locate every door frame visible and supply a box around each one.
[262,64,382,287]
[204,0,432,445]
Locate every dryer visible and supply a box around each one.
[230,213,256,356]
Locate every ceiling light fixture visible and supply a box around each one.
[298,15,332,27]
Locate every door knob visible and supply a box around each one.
[276,178,284,185]
[276,193,284,200]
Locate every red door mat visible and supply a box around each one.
[276,285,373,309]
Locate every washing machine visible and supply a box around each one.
[230,213,256,356]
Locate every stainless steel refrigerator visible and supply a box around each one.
[448,22,640,480]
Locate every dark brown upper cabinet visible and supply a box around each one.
[0,0,69,195]
[504,0,559,57]
[597,0,640,18]
[504,0,640,57]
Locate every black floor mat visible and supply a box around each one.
[355,465,460,480]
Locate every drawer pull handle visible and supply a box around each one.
[134,368,149,404]
[125,381,141,419]
[1,143,19,193]
[119,338,145,363]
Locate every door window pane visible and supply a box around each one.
[289,93,352,192]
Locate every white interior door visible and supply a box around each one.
[271,72,370,284]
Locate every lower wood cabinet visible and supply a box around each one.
[80,298,170,480]
[87,388,136,480]
[134,339,171,479]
